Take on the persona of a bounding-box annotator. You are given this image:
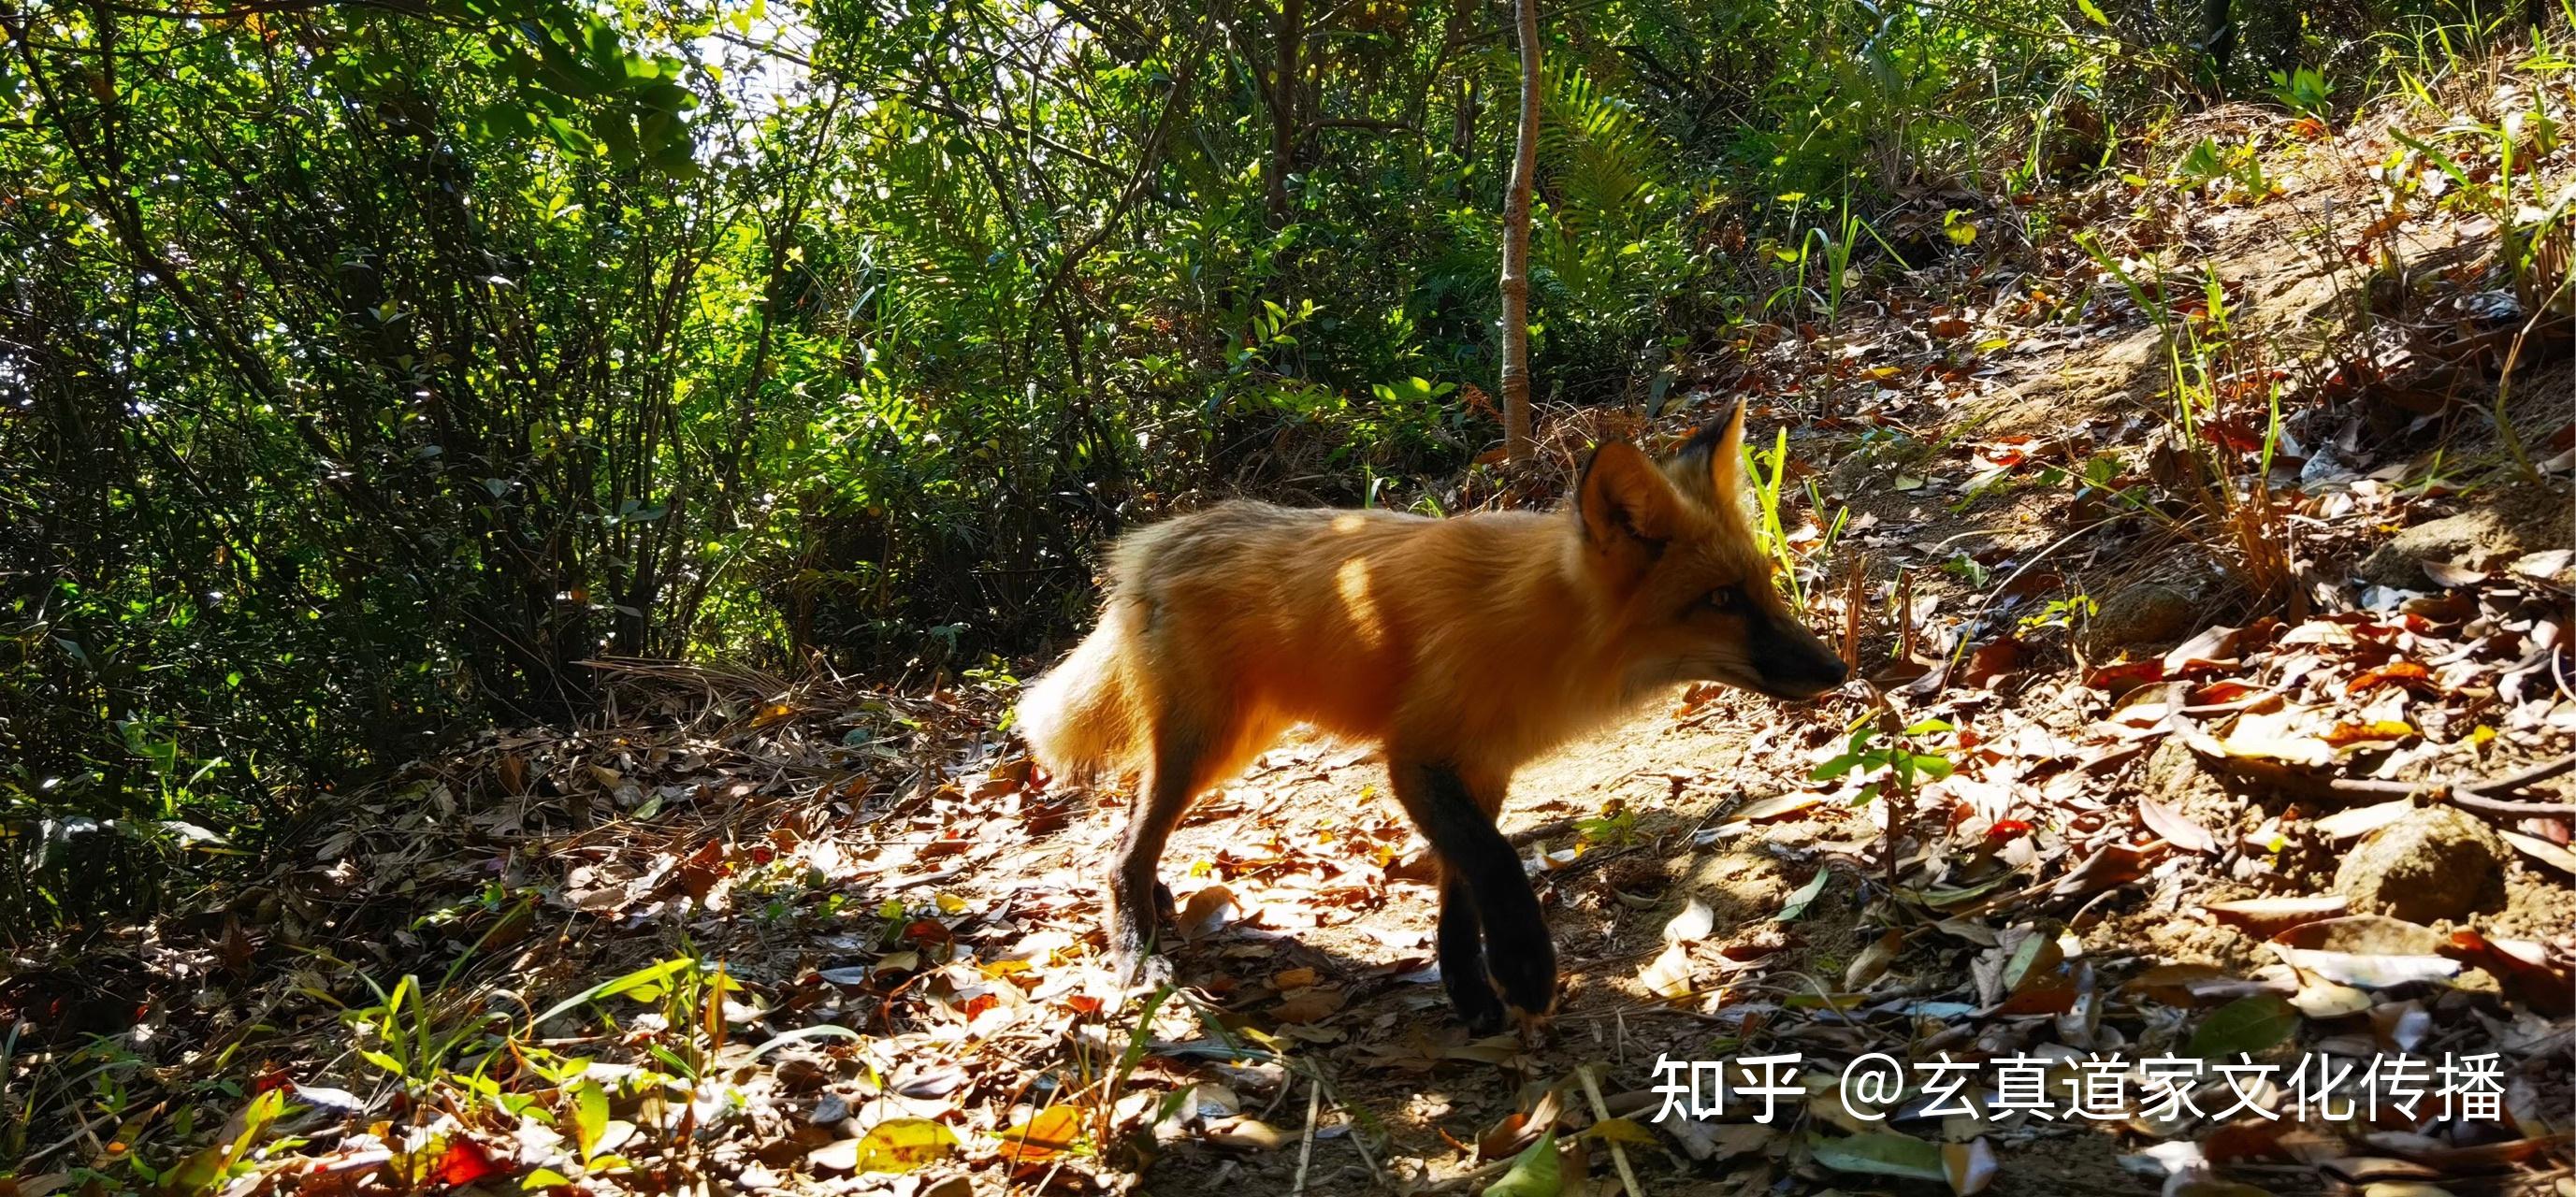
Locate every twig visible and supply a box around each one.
[1576,1065,1645,1197]
[1415,1151,1522,1193]
[2463,752,2576,798]
[2183,736,2576,821]
[22,1106,124,1169]
[1291,1075,1322,1196]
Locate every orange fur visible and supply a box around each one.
[1020,403,1846,1024]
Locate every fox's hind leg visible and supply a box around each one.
[1107,703,1282,988]
[1109,736,1202,989]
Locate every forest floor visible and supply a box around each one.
[7,59,2575,1197]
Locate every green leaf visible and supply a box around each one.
[1811,1131,1946,1181]
[532,957,700,1028]
[2189,995,2298,1059]
[166,1089,288,1195]
[2075,0,2111,26]
[750,1024,866,1056]
[570,1079,609,1161]
[1483,1132,1562,1197]
[1778,869,1831,921]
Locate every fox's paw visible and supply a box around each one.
[1110,945,1175,991]
[1446,969,1509,1037]
[1483,943,1559,1030]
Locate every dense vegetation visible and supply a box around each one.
[0,0,2558,931]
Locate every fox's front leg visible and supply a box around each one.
[1397,760,1558,1029]
[1437,874,1507,1035]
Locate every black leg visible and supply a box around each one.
[1110,747,1198,988]
[1395,761,1557,1024]
[1438,874,1505,1035]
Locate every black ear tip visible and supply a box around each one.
[1677,415,1730,462]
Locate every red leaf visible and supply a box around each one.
[2346,661,2432,694]
[1960,636,2027,687]
[2084,659,2165,694]
[433,1137,506,1188]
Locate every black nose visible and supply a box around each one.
[1749,612,1848,699]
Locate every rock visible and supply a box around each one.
[2084,582,2197,651]
[2332,806,2508,924]
[2358,485,2570,589]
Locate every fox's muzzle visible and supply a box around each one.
[1747,610,1849,699]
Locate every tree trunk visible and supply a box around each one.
[1266,0,1306,228]
[1498,0,1541,464]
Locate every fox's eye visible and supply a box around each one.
[1701,585,1744,614]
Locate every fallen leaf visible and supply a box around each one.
[1736,792,1823,822]
[993,1104,1083,1163]
[2086,658,2166,694]
[1960,637,2026,686]
[2217,704,2334,766]
[1844,929,1905,990]
[1663,898,1715,943]
[2268,945,2462,988]
[1639,942,1696,1002]
[2322,720,2416,751]
[2346,662,2433,693]
[1584,1117,1658,1147]
[2202,896,2349,937]
[2271,916,2448,956]
[1812,1131,1946,1181]
[1270,987,1345,1023]
[1945,1137,1999,1196]
[1777,869,1831,920]
[1660,1121,1774,1162]
[2419,560,2483,587]
[2439,929,2573,1015]
[2188,995,2298,1058]
[2163,626,2242,672]
[2051,841,2165,898]
[2137,797,2217,854]
[2286,975,2373,1017]
[2310,800,2415,841]
[1202,1117,1294,1152]
[849,1119,960,1174]
[1483,1132,1561,1197]
[2498,829,2576,875]
[1177,886,1239,940]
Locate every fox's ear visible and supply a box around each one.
[1578,440,1682,547]
[1672,400,1750,522]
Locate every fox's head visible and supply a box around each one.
[1574,401,1850,702]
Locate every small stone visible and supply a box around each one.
[809,1092,851,1127]
[2084,582,2197,651]
[2333,806,2508,924]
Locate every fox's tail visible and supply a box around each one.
[1017,601,1143,786]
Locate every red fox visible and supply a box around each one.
[1019,402,1846,1033]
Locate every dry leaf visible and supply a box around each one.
[2202,896,2349,937]
[2137,797,2217,854]
[2498,829,2576,875]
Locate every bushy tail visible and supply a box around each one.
[1017,606,1142,786]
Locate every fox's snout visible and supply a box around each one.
[1745,608,1849,700]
